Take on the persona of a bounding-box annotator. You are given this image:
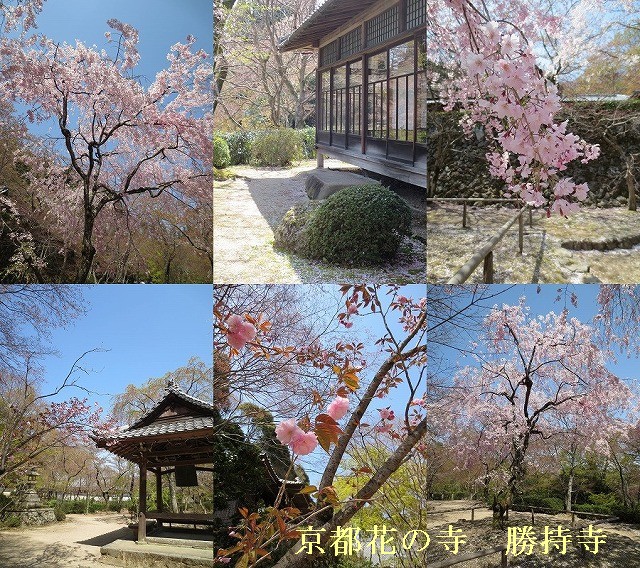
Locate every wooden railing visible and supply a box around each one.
[426,197,532,229]
[427,198,532,284]
[447,206,528,284]
[510,504,617,526]
[428,505,485,521]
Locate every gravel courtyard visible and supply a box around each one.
[0,513,131,567]
[214,159,426,284]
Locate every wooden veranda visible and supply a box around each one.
[280,0,427,187]
[93,381,214,541]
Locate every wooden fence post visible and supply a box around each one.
[317,152,324,168]
[463,202,468,228]
[528,208,533,227]
[518,211,524,254]
[483,251,494,283]
[471,508,475,521]
[501,549,508,567]
[531,508,535,525]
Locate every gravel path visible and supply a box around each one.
[214,160,425,284]
[427,204,640,283]
[0,513,131,567]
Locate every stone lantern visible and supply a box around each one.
[8,467,56,525]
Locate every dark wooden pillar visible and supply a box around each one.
[138,458,147,542]
[155,467,163,528]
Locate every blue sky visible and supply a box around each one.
[284,285,426,484]
[13,0,212,139]
[39,284,212,414]
[430,284,640,385]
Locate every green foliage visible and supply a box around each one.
[574,493,618,515]
[213,135,231,169]
[311,556,376,568]
[213,407,265,509]
[223,131,254,165]
[0,514,21,528]
[214,167,236,182]
[612,505,640,524]
[515,494,565,512]
[49,499,106,514]
[304,184,412,265]
[53,506,66,521]
[251,129,302,167]
[216,128,315,166]
[298,126,316,159]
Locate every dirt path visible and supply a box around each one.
[0,513,131,567]
[427,205,640,283]
[425,500,640,567]
[214,159,425,284]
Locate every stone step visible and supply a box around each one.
[305,170,380,200]
[100,539,213,568]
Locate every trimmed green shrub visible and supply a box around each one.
[573,493,618,515]
[304,184,412,265]
[224,131,254,165]
[54,506,66,521]
[274,202,322,254]
[213,136,231,169]
[251,129,302,167]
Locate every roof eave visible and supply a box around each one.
[279,0,380,52]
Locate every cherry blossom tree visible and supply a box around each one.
[429,0,607,214]
[0,284,83,373]
[0,0,44,35]
[429,297,637,516]
[0,351,109,484]
[217,0,316,128]
[0,18,212,282]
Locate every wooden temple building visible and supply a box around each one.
[94,381,214,541]
[281,0,427,187]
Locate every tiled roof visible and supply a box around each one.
[109,416,214,440]
[128,383,214,430]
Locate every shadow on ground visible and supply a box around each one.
[77,526,132,547]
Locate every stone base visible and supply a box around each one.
[305,170,380,200]
[101,539,213,567]
[9,508,56,525]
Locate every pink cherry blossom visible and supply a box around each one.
[290,431,318,455]
[326,396,349,421]
[378,408,395,421]
[275,419,302,445]
[227,314,257,350]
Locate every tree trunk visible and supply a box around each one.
[565,471,573,512]
[627,156,637,211]
[77,210,96,283]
